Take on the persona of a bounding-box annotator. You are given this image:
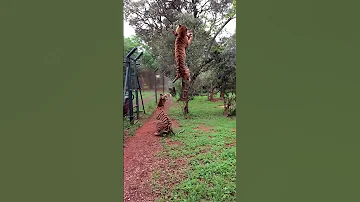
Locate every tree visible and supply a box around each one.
[124,0,235,79]
[124,0,236,112]
[124,35,158,70]
[124,35,158,89]
[215,33,236,96]
[214,34,236,116]
[192,33,236,101]
[124,0,234,41]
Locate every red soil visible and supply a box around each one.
[123,96,175,201]
[194,124,213,133]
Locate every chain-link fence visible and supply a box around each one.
[137,68,171,103]
[138,69,166,91]
[123,67,171,92]
[123,47,174,125]
[123,66,172,119]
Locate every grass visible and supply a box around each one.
[140,90,156,99]
[141,89,169,100]
[154,96,236,201]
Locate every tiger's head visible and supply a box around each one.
[157,94,167,107]
[173,24,192,38]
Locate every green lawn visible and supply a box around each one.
[140,90,156,99]
[154,96,236,201]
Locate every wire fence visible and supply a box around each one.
[123,47,173,125]
[125,68,171,99]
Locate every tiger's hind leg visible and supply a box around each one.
[155,126,167,136]
[160,124,174,136]
[155,130,167,136]
[162,129,175,136]
[155,122,165,136]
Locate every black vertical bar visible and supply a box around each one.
[138,78,145,114]
[124,57,130,103]
[154,71,157,104]
[128,58,133,124]
[134,60,139,120]
[133,52,143,120]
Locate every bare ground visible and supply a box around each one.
[123,96,183,201]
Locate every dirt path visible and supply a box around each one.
[123,96,175,201]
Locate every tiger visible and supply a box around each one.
[154,94,175,136]
[172,24,193,84]
[172,24,193,111]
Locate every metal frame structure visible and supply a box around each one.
[124,47,145,124]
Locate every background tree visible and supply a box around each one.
[124,0,235,81]
[124,0,236,112]
[124,35,158,89]
[196,33,236,102]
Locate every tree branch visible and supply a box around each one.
[200,0,210,11]
[205,16,234,57]
[189,57,214,85]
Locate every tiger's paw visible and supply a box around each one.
[155,130,168,136]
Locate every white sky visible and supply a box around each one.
[124,18,236,38]
[124,21,136,37]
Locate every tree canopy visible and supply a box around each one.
[124,35,158,71]
[124,0,236,104]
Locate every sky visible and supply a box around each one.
[124,21,136,37]
[124,18,236,38]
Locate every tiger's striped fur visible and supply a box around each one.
[155,94,174,136]
[173,24,192,84]
[172,24,192,113]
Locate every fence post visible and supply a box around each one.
[154,67,159,104]
[163,72,165,93]
[133,52,143,120]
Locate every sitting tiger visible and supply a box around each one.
[154,94,175,136]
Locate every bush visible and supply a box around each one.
[224,93,236,116]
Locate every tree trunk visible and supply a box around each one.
[223,106,229,117]
[220,83,227,99]
[208,87,215,101]
[220,91,224,99]
[182,79,190,114]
